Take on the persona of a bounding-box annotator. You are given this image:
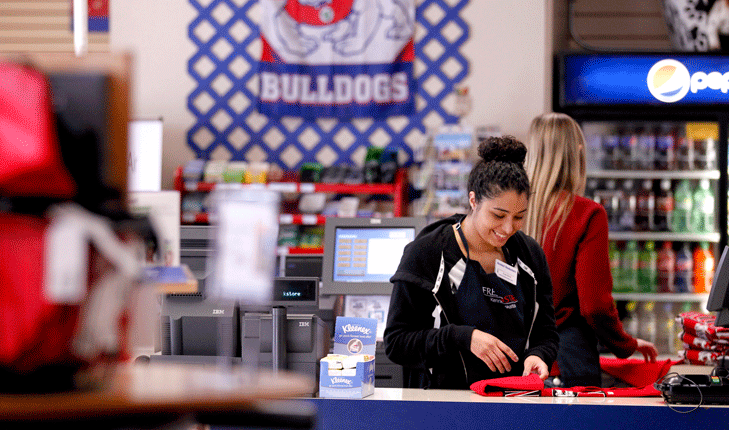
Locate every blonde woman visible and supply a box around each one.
[524,113,657,387]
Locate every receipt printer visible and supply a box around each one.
[241,312,330,385]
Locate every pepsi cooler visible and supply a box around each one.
[555,53,729,355]
[555,52,729,254]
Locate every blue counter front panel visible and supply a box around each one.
[309,398,729,430]
[561,54,729,106]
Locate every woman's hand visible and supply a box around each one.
[522,355,549,380]
[470,329,519,373]
[635,338,658,363]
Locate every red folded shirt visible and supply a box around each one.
[681,331,729,350]
[470,372,662,397]
[470,373,544,396]
[599,357,679,388]
[679,348,726,366]
[677,312,729,340]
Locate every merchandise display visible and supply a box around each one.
[411,125,499,217]
[174,159,409,260]
[676,312,729,366]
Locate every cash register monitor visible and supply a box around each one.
[320,217,426,296]
[707,246,729,328]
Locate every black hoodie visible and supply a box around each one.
[383,214,559,389]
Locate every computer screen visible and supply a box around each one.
[320,217,426,296]
[707,246,729,328]
[271,276,319,308]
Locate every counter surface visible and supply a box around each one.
[310,363,729,430]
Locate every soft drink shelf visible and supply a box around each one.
[608,232,721,243]
[586,170,720,180]
[612,292,708,303]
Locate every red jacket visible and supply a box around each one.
[542,195,637,357]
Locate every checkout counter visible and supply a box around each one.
[309,361,729,430]
[174,218,729,430]
[309,384,729,430]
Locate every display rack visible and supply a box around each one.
[587,169,721,180]
[174,166,408,256]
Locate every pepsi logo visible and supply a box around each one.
[647,59,690,103]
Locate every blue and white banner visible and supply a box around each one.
[561,54,729,106]
[258,0,415,119]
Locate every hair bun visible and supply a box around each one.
[477,135,527,165]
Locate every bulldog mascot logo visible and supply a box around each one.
[259,0,415,118]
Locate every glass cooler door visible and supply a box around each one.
[580,120,722,355]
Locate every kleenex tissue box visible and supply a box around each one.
[319,317,377,398]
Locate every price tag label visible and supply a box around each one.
[268,182,298,193]
[302,215,318,225]
[300,183,315,193]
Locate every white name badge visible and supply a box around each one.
[494,259,518,285]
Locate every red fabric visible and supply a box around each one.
[677,312,729,340]
[0,62,76,198]
[470,372,662,397]
[679,348,726,366]
[541,385,660,397]
[681,331,729,351]
[599,357,678,387]
[0,213,81,372]
[0,213,134,374]
[470,373,544,396]
[541,195,637,357]
[682,325,729,343]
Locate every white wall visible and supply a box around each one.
[111,1,552,189]
[461,0,552,140]
[109,0,198,190]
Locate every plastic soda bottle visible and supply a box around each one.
[694,138,717,170]
[598,179,621,231]
[624,301,639,338]
[635,179,655,231]
[640,302,658,344]
[657,241,676,293]
[638,241,658,293]
[585,178,600,201]
[675,136,694,170]
[619,128,638,170]
[674,243,694,293]
[618,180,637,231]
[609,241,622,292]
[621,240,639,292]
[662,303,678,354]
[655,125,675,170]
[693,242,715,294]
[636,126,656,170]
[690,179,715,233]
[655,179,674,232]
[602,133,619,170]
[586,134,604,171]
[672,179,693,232]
